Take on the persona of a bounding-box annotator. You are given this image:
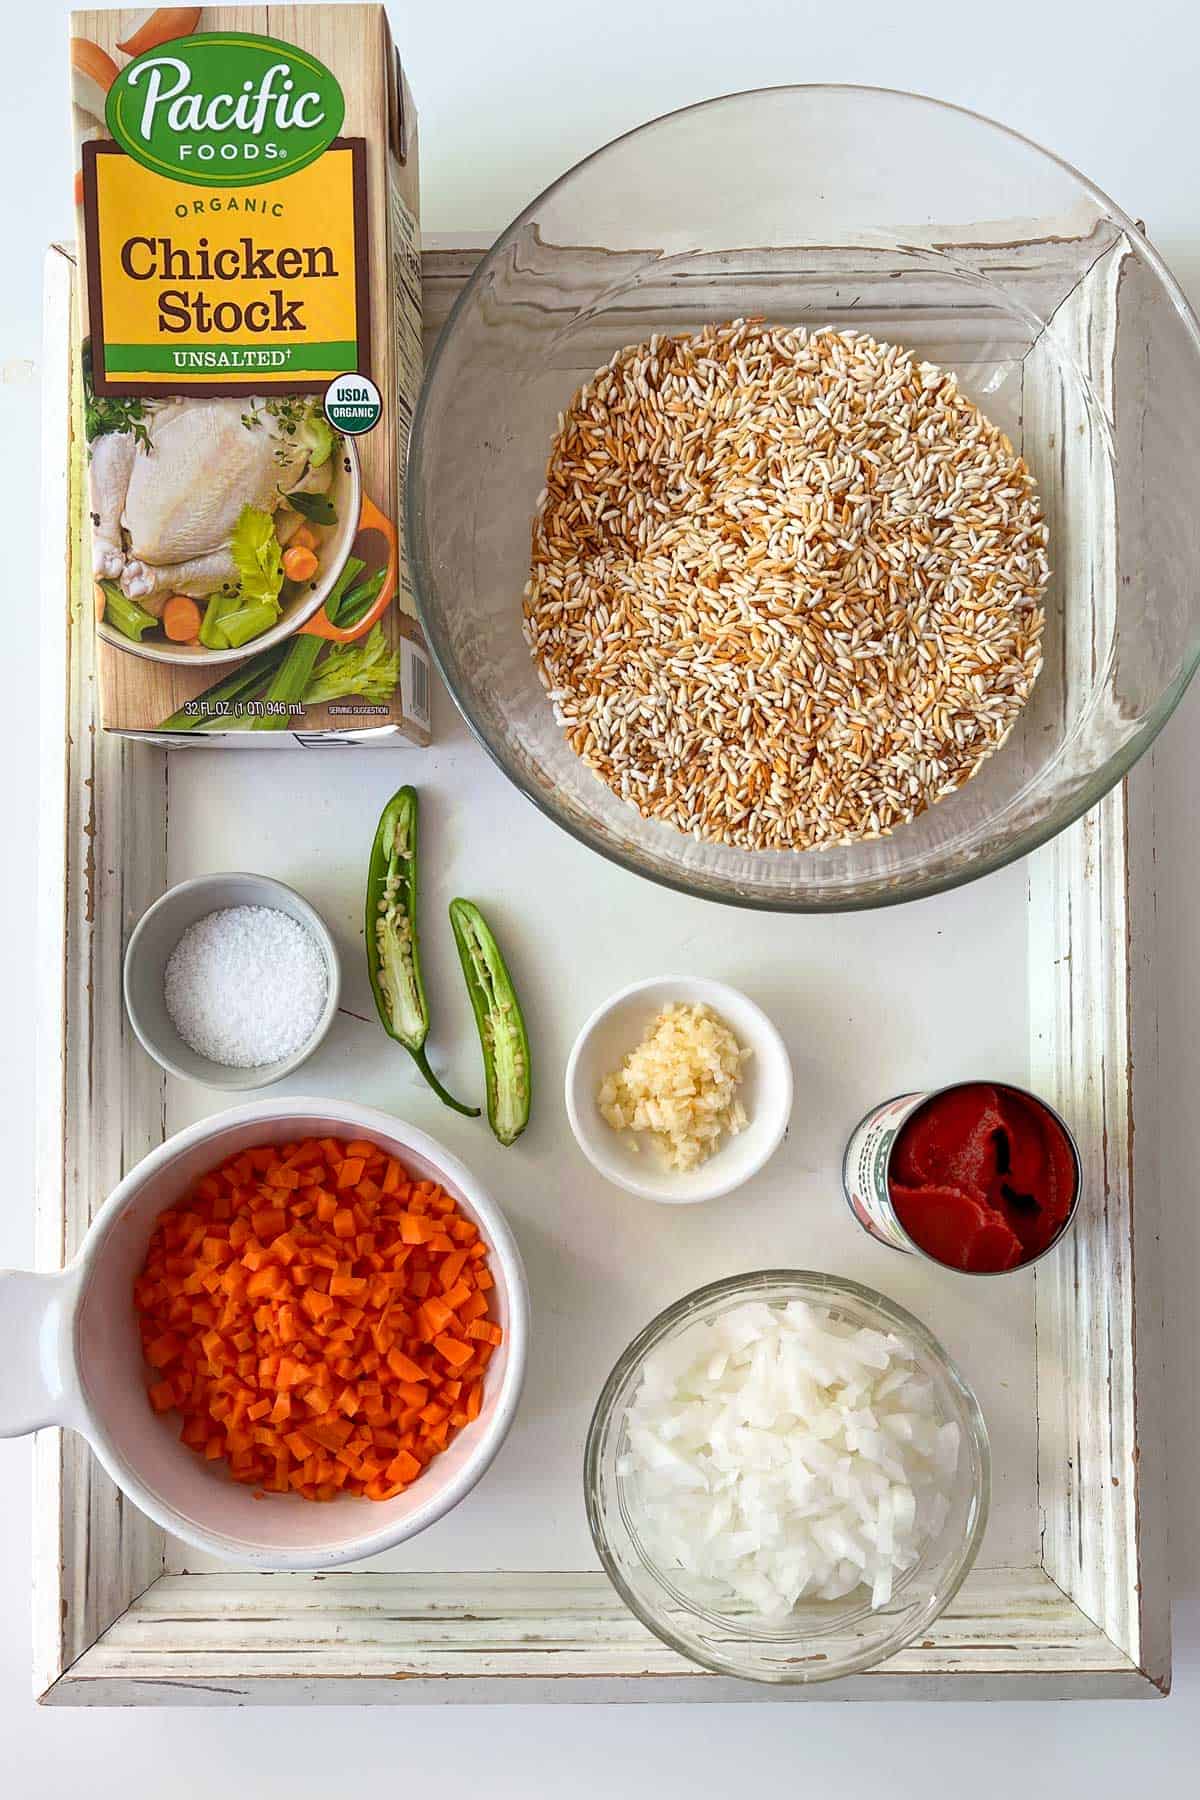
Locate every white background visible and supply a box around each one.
[1,0,1198,1792]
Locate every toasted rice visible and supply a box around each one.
[524,320,1048,852]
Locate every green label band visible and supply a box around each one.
[104,341,358,373]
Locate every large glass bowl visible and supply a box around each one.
[583,1271,990,1683]
[408,85,1200,910]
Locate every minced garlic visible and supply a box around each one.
[597,1002,750,1172]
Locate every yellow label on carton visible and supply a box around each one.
[84,140,369,395]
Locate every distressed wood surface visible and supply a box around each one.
[34,247,166,1698]
[33,243,1168,1703]
[1028,755,1167,1688]
[42,1567,1153,1705]
[1023,236,1168,1691]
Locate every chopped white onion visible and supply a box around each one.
[618,1299,960,1618]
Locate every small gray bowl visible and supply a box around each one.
[123,873,341,1091]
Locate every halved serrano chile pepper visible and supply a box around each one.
[365,787,479,1116]
[448,899,531,1146]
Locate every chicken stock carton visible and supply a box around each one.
[69,5,431,744]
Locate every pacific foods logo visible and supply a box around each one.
[106,32,345,187]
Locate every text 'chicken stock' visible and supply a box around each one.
[70,6,430,744]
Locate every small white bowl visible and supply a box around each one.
[124,873,341,1090]
[564,975,793,1204]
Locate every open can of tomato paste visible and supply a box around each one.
[841,1082,1081,1276]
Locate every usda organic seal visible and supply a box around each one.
[324,372,382,436]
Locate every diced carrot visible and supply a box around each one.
[135,1137,498,1503]
[385,1449,422,1485]
[330,1273,367,1299]
[438,1249,469,1291]
[305,1419,352,1453]
[251,1207,287,1239]
[146,1331,183,1368]
[433,1334,473,1370]
[276,1356,310,1389]
[246,1266,286,1301]
[405,1212,446,1245]
[418,1294,455,1337]
[386,1348,425,1385]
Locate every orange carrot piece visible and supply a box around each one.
[438,1249,470,1291]
[418,1295,455,1337]
[467,1319,504,1346]
[386,1348,425,1384]
[146,1331,183,1368]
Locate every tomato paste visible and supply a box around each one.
[888,1083,1077,1273]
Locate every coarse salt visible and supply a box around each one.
[164,906,328,1069]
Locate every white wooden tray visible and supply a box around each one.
[32,242,1168,1703]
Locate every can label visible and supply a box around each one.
[841,1091,927,1253]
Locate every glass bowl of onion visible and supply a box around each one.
[584,1270,989,1683]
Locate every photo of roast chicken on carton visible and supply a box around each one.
[71,5,431,743]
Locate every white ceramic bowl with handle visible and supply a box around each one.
[0,1098,528,1569]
